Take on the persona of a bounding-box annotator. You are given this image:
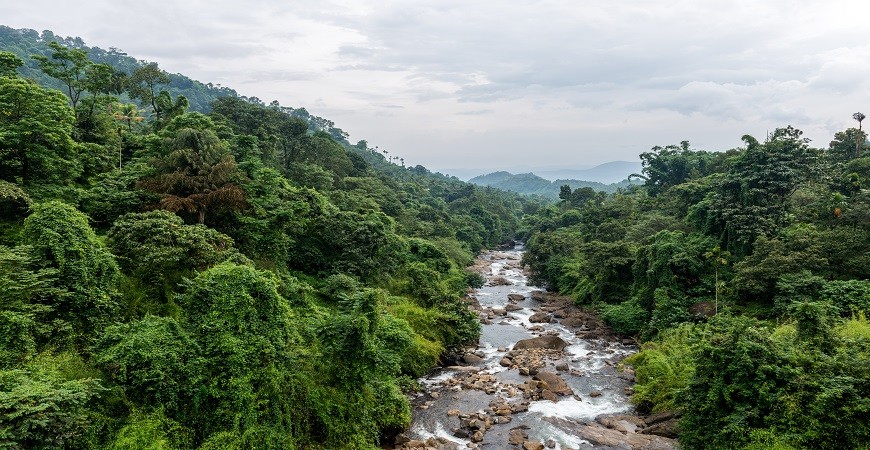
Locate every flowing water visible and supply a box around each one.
[400,246,638,449]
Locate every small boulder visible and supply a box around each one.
[508,293,526,302]
[529,312,552,323]
[523,441,545,450]
[508,428,529,445]
[463,353,484,364]
[513,336,568,351]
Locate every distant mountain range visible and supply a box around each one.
[533,161,642,183]
[469,170,638,200]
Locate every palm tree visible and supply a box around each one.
[112,103,144,169]
[854,112,866,158]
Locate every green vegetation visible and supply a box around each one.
[522,126,870,448]
[3,25,869,449]
[0,33,534,449]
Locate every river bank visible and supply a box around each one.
[389,247,678,450]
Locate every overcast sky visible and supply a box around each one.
[5,1,869,175]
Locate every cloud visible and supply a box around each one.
[5,0,868,172]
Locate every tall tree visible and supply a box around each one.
[32,41,91,111]
[853,112,866,158]
[0,77,79,185]
[127,62,171,122]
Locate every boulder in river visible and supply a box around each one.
[463,353,484,364]
[513,335,568,351]
[508,293,526,302]
[529,312,552,323]
[533,371,574,396]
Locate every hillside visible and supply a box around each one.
[536,160,643,183]
[0,28,537,449]
[0,25,353,144]
[469,170,637,199]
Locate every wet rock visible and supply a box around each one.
[589,390,602,398]
[555,362,569,371]
[505,303,523,312]
[645,410,677,425]
[430,391,440,399]
[463,353,484,364]
[546,439,556,448]
[560,316,586,328]
[508,293,526,302]
[492,307,507,316]
[529,312,553,323]
[500,357,513,367]
[598,416,641,433]
[622,338,636,346]
[533,372,574,396]
[513,336,568,351]
[523,441,545,450]
[540,389,558,402]
[489,276,511,286]
[508,427,529,445]
[641,419,679,439]
[471,430,484,442]
[519,367,530,376]
[447,409,461,417]
[574,424,677,450]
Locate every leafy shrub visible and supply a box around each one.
[624,323,698,413]
[600,299,649,335]
[821,279,870,316]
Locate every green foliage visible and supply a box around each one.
[0,181,32,221]
[22,201,118,347]
[107,210,239,306]
[138,117,245,224]
[0,245,58,367]
[0,353,104,449]
[178,263,303,438]
[108,411,191,450]
[624,323,699,413]
[820,279,870,316]
[93,316,202,414]
[600,299,649,336]
[0,76,79,186]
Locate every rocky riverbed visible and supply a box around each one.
[389,247,678,450]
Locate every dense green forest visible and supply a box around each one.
[520,133,870,448]
[0,31,537,449]
[3,26,870,450]
[468,171,636,200]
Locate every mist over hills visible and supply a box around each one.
[468,170,637,200]
[534,161,642,183]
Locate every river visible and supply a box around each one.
[390,246,676,449]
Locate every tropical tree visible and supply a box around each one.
[0,77,79,185]
[138,114,245,224]
[127,62,171,121]
[854,112,866,158]
[31,41,91,111]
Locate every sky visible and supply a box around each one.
[5,0,870,176]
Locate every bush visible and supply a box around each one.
[600,299,649,335]
[624,323,698,413]
[821,279,870,316]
